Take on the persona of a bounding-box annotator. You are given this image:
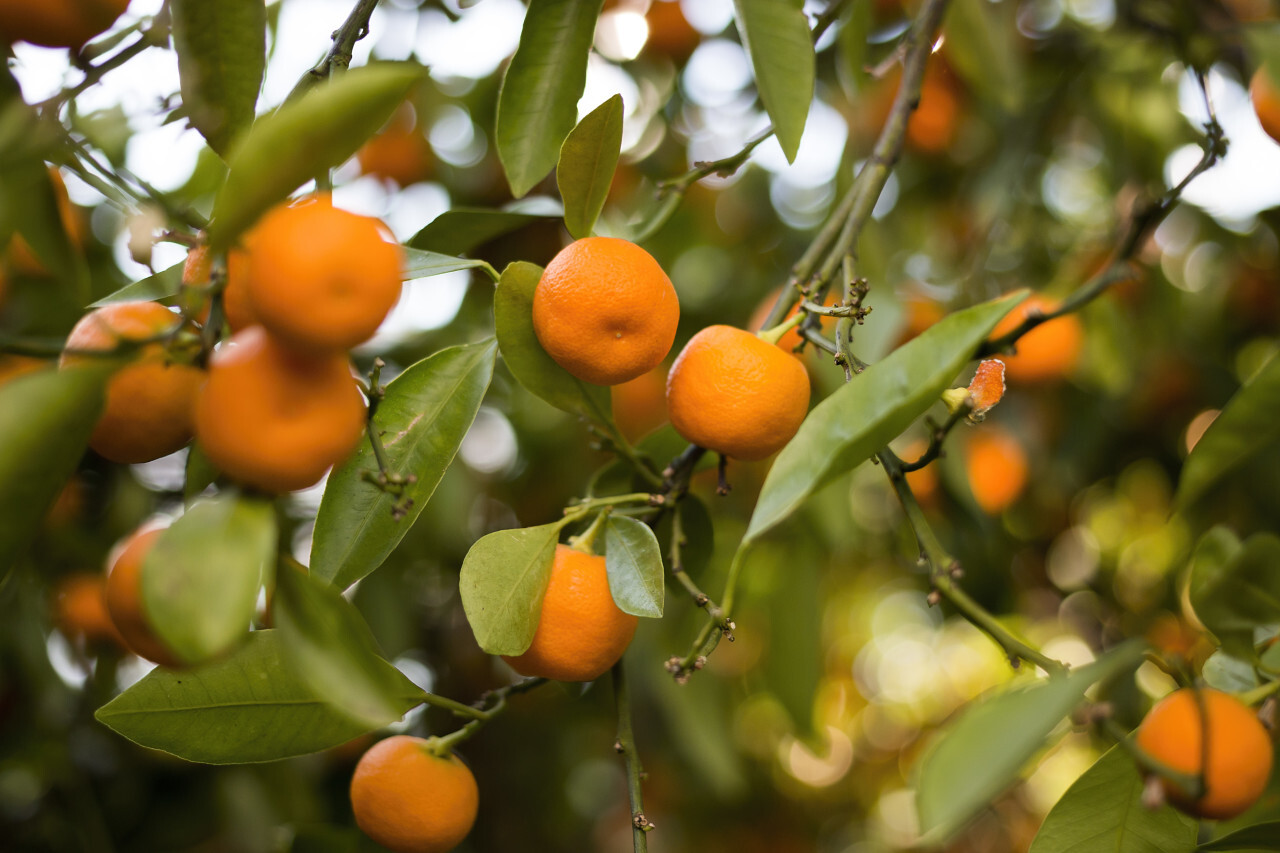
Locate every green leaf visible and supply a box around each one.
[557,94,623,240]
[170,0,266,157]
[764,543,822,741]
[835,0,874,98]
[459,522,565,655]
[312,340,497,589]
[142,494,276,665]
[94,630,423,764]
[942,0,1024,113]
[1243,23,1280,88]
[89,262,184,308]
[604,515,664,618]
[1189,528,1280,648]
[184,443,219,507]
[1202,650,1259,693]
[0,366,110,571]
[408,208,559,255]
[274,565,426,729]
[1177,356,1280,510]
[402,247,491,280]
[916,643,1145,841]
[209,62,425,250]
[495,0,604,197]
[1027,745,1198,853]
[1199,822,1280,851]
[732,0,815,163]
[493,261,613,425]
[746,291,1026,544]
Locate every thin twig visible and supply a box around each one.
[613,660,652,852]
[285,0,382,103]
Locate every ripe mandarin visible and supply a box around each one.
[59,301,204,464]
[0,0,130,49]
[104,526,181,666]
[611,366,669,442]
[988,294,1083,382]
[357,105,433,188]
[1135,688,1273,820]
[666,325,810,461]
[964,426,1028,515]
[182,244,255,332]
[532,237,679,386]
[53,573,124,648]
[350,735,479,853]
[242,194,403,352]
[502,544,638,682]
[193,327,366,494]
[1251,67,1280,146]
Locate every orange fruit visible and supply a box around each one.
[104,525,181,666]
[242,194,403,352]
[611,366,669,442]
[1135,688,1273,820]
[988,294,1083,382]
[8,168,84,275]
[357,105,433,188]
[895,293,945,346]
[906,71,961,154]
[59,301,205,464]
[666,325,811,461]
[532,236,679,386]
[502,544,638,682]
[644,0,700,62]
[0,354,45,385]
[1251,68,1280,146]
[964,426,1028,514]
[182,245,255,332]
[350,735,479,853]
[0,0,130,49]
[53,573,124,648]
[193,327,366,493]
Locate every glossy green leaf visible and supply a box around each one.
[1199,822,1280,851]
[312,339,497,589]
[917,643,1144,841]
[943,0,1024,112]
[89,262,184,308]
[733,0,815,163]
[604,515,664,618]
[746,291,1026,543]
[1190,528,1280,648]
[170,0,266,157]
[493,261,613,426]
[1201,650,1258,693]
[495,0,604,197]
[1027,746,1198,853]
[1177,356,1280,509]
[401,247,491,280]
[274,565,425,728]
[408,208,559,255]
[0,365,110,571]
[209,62,425,249]
[95,630,423,764]
[459,522,565,655]
[142,494,276,664]
[557,94,623,239]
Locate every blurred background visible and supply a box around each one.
[4,0,1280,849]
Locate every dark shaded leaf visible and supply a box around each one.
[408,208,559,255]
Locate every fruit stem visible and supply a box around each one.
[756,311,804,347]
[426,677,549,754]
[612,659,652,851]
[1237,678,1280,708]
[568,510,610,556]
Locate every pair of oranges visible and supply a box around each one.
[62,193,402,493]
[532,236,811,461]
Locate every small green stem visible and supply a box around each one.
[427,677,549,753]
[613,660,652,850]
[567,493,661,513]
[286,0,382,102]
[568,510,610,555]
[1237,678,1280,708]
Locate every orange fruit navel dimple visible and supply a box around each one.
[532,237,679,386]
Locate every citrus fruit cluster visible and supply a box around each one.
[1135,687,1273,820]
[191,193,403,494]
[350,735,478,853]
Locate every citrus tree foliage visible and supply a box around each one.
[4,0,1280,851]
